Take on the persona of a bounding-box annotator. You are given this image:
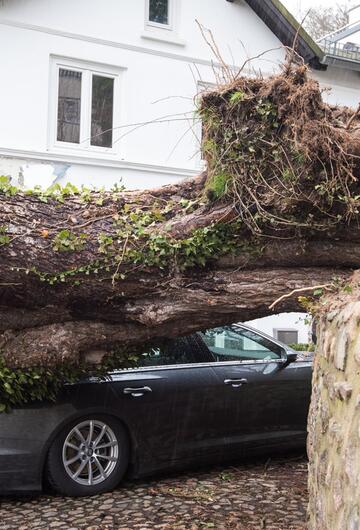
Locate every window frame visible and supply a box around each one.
[49,57,123,155]
[145,0,174,31]
[111,357,286,375]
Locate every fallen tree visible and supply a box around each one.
[1,61,360,406]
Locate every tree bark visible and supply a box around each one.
[0,177,353,368]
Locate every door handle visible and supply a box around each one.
[123,386,152,397]
[224,378,248,388]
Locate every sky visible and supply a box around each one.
[282,0,352,18]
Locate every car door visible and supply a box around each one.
[110,335,226,471]
[201,325,311,452]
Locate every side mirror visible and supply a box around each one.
[281,351,298,368]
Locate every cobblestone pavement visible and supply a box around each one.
[0,455,307,530]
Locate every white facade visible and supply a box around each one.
[246,313,311,345]
[1,0,358,187]
[1,0,358,344]
[313,67,360,107]
[0,0,286,190]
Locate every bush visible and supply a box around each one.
[289,343,315,352]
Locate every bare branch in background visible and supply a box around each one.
[303,1,351,41]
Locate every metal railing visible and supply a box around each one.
[319,38,360,62]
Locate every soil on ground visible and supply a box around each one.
[0,454,308,530]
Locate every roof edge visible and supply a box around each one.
[243,0,326,70]
[270,0,325,58]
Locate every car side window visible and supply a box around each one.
[135,335,215,367]
[200,326,283,362]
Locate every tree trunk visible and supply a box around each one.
[1,62,360,369]
[0,175,355,368]
[308,273,360,529]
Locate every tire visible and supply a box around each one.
[46,415,129,497]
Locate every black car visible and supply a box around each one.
[0,324,312,497]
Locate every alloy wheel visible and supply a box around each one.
[62,419,119,486]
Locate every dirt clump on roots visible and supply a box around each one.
[200,63,360,238]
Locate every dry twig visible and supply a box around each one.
[269,284,332,311]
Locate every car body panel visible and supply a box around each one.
[208,358,310,451]
[111,367,220,464]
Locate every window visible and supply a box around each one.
[52,59,120,152]
[134,335,214,367]
[274,329,299,346]
[200,326,283,362]
[57,69,82,144]
[90,75,114,148]
[147,0,172,28]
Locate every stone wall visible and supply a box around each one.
[308,282,360,529]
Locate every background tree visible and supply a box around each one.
[303,2,351,40]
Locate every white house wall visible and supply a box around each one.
[246,313,311,345]
[0,0,286,190]
[344,5,360,45]
[313,67,360,108]
[0,0,286,63]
